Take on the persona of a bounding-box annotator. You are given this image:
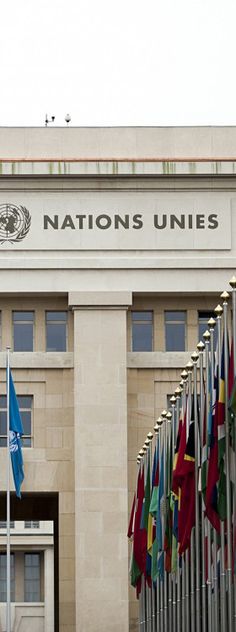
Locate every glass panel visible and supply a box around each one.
[198,311,217,350]
[0,438,7,447]
[0,554,14,601]
[13,312,34,321]
[165,323,185,351]
[0,396,6,407]
[0,411,7,435]
[132,323,153,351]
[46,323,66,351]
[14,323,33,351]
[165,311,186,322]
[132,311,152,322]
[24,553,40,602]
[17,396,32,408]
[21,411,31,434]
[46,311,67,321]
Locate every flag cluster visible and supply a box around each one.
[128,283,236,632]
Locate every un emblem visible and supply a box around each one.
[0,204,31,244]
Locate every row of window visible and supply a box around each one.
[0,552,41,602]
[131,310,217,352]
[1,311,67,352]
[0,521,39,528]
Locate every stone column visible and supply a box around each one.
[44,547,54,632]
[69,291,132,632]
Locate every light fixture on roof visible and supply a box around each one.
[45,114,55,127]
[65,114,71,125]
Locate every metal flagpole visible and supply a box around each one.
[229,276,236,632]
[138,449,145,632]
[192,350,201,632]
[186,362,194,632]
[180,370,188,632]
[154,422,160,632]
[147,431,154,632]
[214,303,227,632]
[203,329,213,632]
[161,410,168,632]
[174,386,182,632]
[197,340,207,632]
[208,316,219,632]
[156,416,164,632]
[170,394,177,632]
[142,443,148,632]
[6,346,11,632]
[137,455,143,632]
[221,291,233,632]
[166,411,173,632]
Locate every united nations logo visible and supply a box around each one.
[0,204,31,244]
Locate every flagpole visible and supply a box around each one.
[154,422,160,632]
[229,276,236,631]
[170,395,177,632]
[203,329,213,632]
[6,346,11,632]
[157,417,164,632]
[214,303,227,632]
[221,291,233,632]
[180,370,188,632]
[147,431,154,632]
[174,386,182,632]
[161,410,168,632]
[185,361,195,632]
[208,316,219,632]
[197,340,207,632]
[192,350,201,632]
[166,411,173,632]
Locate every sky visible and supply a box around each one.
[1,0,236,127]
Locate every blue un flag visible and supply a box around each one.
[8,369,24,498]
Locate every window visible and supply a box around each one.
[24,521,39,529]
[0,554,15,602]
[24,553,41,602]
[0,395,32,447]
[131,311,153,351]
[0,521,14,528]
[46,311,67,351]
[198,311,217,350]
[13,311,34,351]
[165,311,186,351]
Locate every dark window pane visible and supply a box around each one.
[0,438,7,447]
[21,411,31,434]
[17,396,32,409]
[132,311,152,322]
[165,323,185,351]
[0,412,7,435]
[13,312,34,322]
[14,323,33,351]
[165,311,186,322]
[132,323,152,351]
[46,311,67,322]
[0,396,6,407]
[198,311,217,350]
[22,437,31,447]
[46,323,66,351]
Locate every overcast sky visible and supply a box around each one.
[1,0,235,127]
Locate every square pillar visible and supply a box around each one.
[69,291,132,632]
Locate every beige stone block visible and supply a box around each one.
[60,514,75,536]
[59,580,75,603]
[55,461,74,490]
[59,492,75,514]
[46,427,64,448]
[60,557,75,581]
[76,403,121,425]
[77,556,102,578]
[45,393,63,408]
[79,577,121,602]
[46,448,73,461]
[59,535,75,559]
[78,490,123,513]
[102,511,127,533]
[80,533,120,558]
[79,444,126,468]
[78,511,103,534]
[76,465,103,488]
[59,603,76,625]
[102,556,128,578]
[101,466,127,489]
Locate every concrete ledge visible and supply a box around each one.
[127,351,191,369]
[0,352,73,369]
[69,291,132,307]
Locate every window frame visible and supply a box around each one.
[12,311,34,352]
[131,310,153,352]
[45,310,68,352]
[24,552,41,603]
[164,310,186,352]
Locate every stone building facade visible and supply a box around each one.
[0,126,235,631]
